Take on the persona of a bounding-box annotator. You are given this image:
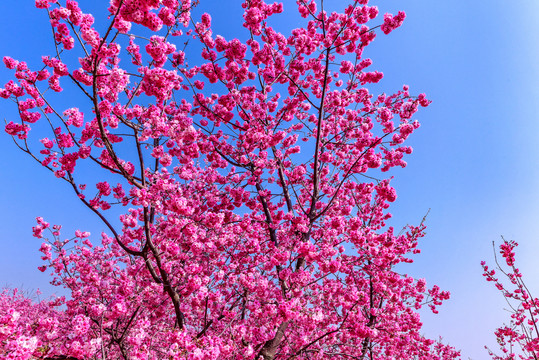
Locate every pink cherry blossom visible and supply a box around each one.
[1,1,460,359]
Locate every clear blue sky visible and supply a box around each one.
[1,1,539,359]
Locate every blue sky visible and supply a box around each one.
[1,1,539,359]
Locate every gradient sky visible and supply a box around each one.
[1,1,539,359]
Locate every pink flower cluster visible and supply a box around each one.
[109,0,193,32]
[381,11,406,35]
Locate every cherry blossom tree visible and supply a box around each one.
[482,239,539,360]
[0,0,460,359]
